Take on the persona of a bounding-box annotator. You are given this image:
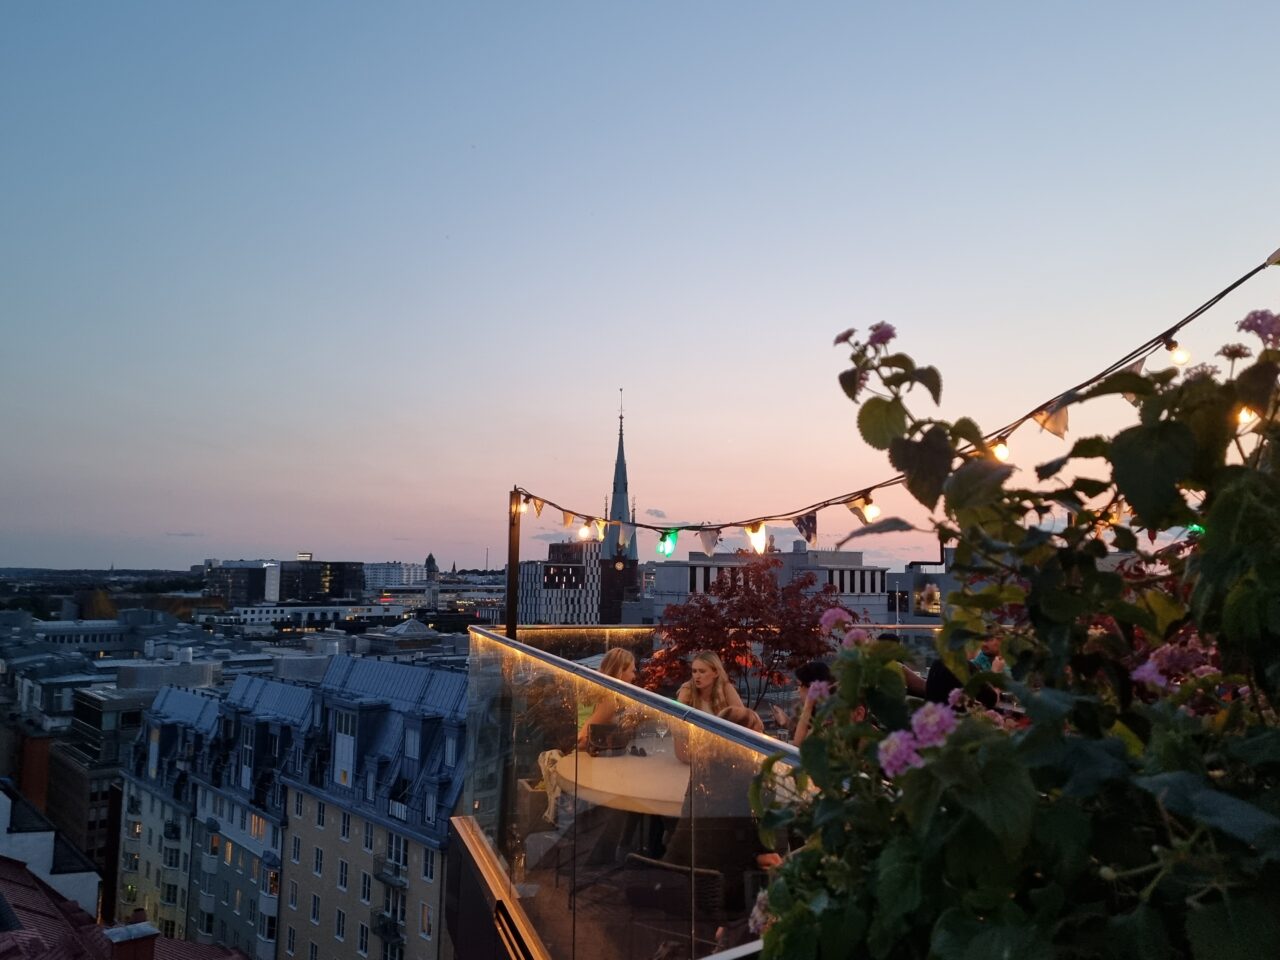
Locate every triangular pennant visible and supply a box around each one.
[593,518,607,541]
[793,511,818,546]
[698,529,720,556]
[1033,404,1069,439]
[617,523,635,548]
[1122,357,1146,406]
[532,498,544,517]
[845,500,867,524]
[562,511,575,528]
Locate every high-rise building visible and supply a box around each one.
[517,541,602,624]
[599,411,640,623]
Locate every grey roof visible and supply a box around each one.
[148,687,221,735]
[50,834,97,875]
[226,675,314,728]
[320,656,466,718]
[1,783,52,833]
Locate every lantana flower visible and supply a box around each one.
[820,606,854,636]
[833,327,857,347]
[805,680,832,704]
[867,322,896,348]
[1238,309,1280,349]
[1217,343,1253,361]
[878,730,924,778]
[841,627,869,649]
[910,702,958,748]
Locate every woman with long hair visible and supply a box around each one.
[577,647,638,748]
[676,650,744,715]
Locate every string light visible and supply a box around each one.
[518,495,531,513]
[1238,406,1259,427]
[513,248,1276,543]
[578,520,592,540]
[744,522,768,554]
[992,437,1010,462]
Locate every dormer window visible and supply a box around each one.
[334,711,355,787]
[444,734,456,768]
[405,727,419,761]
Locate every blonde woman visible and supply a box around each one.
[676,650,744,716]
[577,647,638,748]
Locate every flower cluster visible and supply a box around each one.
[1183,362,1221,381]
[819,606,854,636]
[1217,342,1253,362]
[877,703,958,778]
[805,680,832,704]
[1237,309,1280,349]
[1130,633,1215,689]
[748,888,772,935]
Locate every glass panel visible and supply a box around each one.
[462,627,792,959]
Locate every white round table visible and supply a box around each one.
[553,739,689,817]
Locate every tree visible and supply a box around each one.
[643,553,844,707]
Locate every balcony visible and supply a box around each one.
[201,852,219,876]
[198,888,215,912]
[126,797,141,816]
[253,934,275,960]
[387,798,408,821]
[372,855,408,887]
[163,820,181,842]
[193,929,214,946]
[369,909,405,944]
[452,625,785,960]
[257,888,278,917]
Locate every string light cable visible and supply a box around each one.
[516,245,1279,547]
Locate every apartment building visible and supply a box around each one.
[281,656,466,960]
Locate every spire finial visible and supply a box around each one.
[618,387,624,435]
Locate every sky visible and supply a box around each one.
[3,2,1279,571]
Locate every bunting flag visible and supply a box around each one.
[793,511,818,546]
[617,523,635,549]
[562,510,575,528]
[1122,357,1146,406]
[1033,404,1069,439]
[698,528,720,556]
[532,498,545,517]
[845,500,867,524]
[593,518,607,541]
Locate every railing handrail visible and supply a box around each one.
[469,626,801,763]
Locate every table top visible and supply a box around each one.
[554,737,690,817]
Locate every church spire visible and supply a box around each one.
[603,390,637,561]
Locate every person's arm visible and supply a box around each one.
[577,699,615,748]
[792,697,816,746]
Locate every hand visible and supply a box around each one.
[770,704,788,726]
[756,852,782,870]
[992,656,1006,674]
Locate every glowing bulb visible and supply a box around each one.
[1166,340,1191,366]
[578,521,592,540]
[744,523,768,554]
[1239,406,1259,426]
[518,501,529,513]
[992,438,1010,462]
[656,529,678,557]
[862,500,881,522]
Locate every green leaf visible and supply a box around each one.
[880,352,915,372]
[961,925,1054,960]
[914,365,943,405]
[944,458,1015,512]
[1186,896,1280,960]
[839,367,865,402]
[950,417,987,450]
[1071,435,1111,459]
[952,739,1038,858]
[889,424,954,510]
[1072,476,1112,498]
[1226,730,1280,767]
[1134,771,1280,845]
[1036,455,1070,480]
[1236,360,1279,413]
[839,516,916,540]
[1078,370,1155,402]
[1110,421,1196,525]
[1108,904,1172,960]
[858,396,908,450]
[867,835,922,955]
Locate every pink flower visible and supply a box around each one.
[841,627,869,649]
[867,322,896,348]
[1217,343,1253,361]
[1238,309,1280,349]
[878,729,924,778]
[820,606,854,636]
[1192,664,1218,678]
[910,702,958,748]
[1182,363,1220,381]
[1131,659,1168,689]
[748,889,772,934]
[806,680,832,704]
[946,688,965,709]
[833,327,857,347]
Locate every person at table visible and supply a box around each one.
[675,650,744,716]
[577,648,639,749]
[659,704,781,911]
[770,661,833,746]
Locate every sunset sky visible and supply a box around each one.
[3,2,1279,570]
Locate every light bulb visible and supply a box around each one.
[578,522,592,540]
[518,500,529,513]
[745,523,768,554]
[1239,406,1259,426]
[862,500,881,522]
[1166,339,1191,366]
[992,438,1010,462]
[656,530,678,556]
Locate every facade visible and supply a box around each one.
[205,601,406,636]
[364,563,431,595]
[281,655,466,960]
[207,563,272,607]
[278,560,365,603]
[46,687,151,918]
[650,540,892,622]
[517,541,602,625]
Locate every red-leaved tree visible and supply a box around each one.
[643,553,846,707]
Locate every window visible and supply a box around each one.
[286,926,295,955]
[359,872,371,903]
[362,822,374,852]
[316,801,325,828]
[386,831,406,866]
[288,881,297,909]
[445,734,457,767]
[419,902,432,940]
[224,840,234,866]
[268,731,280,757]
[239,807,247,831]
[290,836,300,863]
[234,889,242,914]
[404,727,419,760]
[422,849,435,882]
[309,945,318,960]
[259,914,277,942]
[313,847,323,876]
[335,909,346,941]
[294,791,303,818]
[338,859,348,890]
[340,812,350,840]
[365,771,375,802]
[424,788,436,824]
[357,922,369,955]
[310,894,319,924]
[250,814,266,841]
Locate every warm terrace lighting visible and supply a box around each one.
[992,438,1010,462]
[862,499,882,522]
[578,521,592,540]
[1239,407,1259,426]
[745,523,768,554]
[1166,339,1191,366]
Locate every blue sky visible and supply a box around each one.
[3,2,1278,569]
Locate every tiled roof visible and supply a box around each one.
[147,687,220,735]
[225,676,313,728]
[47,839,94,878]
[320,655,467,718]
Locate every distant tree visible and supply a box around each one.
[643,554,846,708]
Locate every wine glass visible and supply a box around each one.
[655,720,670,743]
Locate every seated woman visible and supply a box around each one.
[659,705,780,911]
[675,650,744,716]
[577,647,638,748]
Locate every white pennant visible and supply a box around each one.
[593,518,607,541]
[1122,357,1146,406]
[532,498,544,517]
[617,523,635,548]
[698,529,720,556]
[1033,405,1069,439]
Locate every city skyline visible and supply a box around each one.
[4,3,1280,570]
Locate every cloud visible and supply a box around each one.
[645,508,667,519]
[165,531,204,538]
[532,532,569,543]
